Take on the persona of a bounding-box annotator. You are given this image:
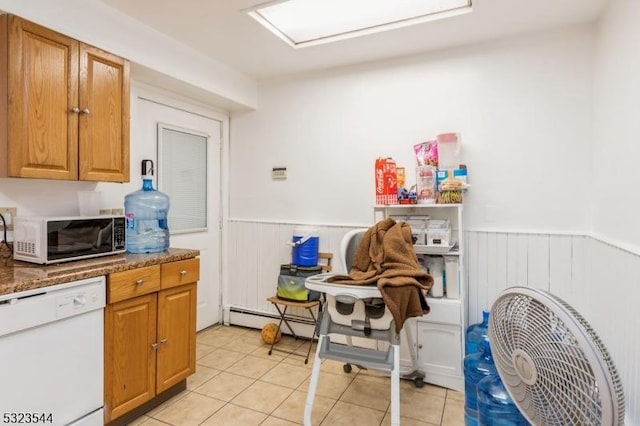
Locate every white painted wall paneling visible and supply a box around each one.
[227,222,638,423]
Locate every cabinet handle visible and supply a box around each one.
[81,108,91,115]
[180,270,187,276]
[160,338,168,344]
[135,279,144,285]
[71,107,80,113]
[151,343,158,350]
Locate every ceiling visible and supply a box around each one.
[99,0,610,81]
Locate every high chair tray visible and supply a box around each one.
[305,273,382,298]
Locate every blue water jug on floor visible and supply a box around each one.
[477,374,529,425]
[464,338,497,426]
[466,310,490,355]
[125,159,170,253]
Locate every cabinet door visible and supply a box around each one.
[78,43,130,182]
[156,283,196,393]
[416,321,462,377]
[104,293,158,422]
[7,15,79,179]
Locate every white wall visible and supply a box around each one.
[231,26,594,232]
[592,0,640,253]
[229,23,640,423]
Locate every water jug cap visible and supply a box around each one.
[141,159,155,179]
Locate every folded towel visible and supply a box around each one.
[328,218,433,332]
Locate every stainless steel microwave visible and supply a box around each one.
[13,215,126,264]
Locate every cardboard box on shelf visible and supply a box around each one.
[436,168,467,190]
[375,157,398,205]
[396,167,406,189]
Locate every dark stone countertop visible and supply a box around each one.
[0,248,200,297]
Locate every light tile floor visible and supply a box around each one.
[129,324,465,426]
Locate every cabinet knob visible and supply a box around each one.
[71,107,80,113]
[180,270,187,276]
[135,279,144,285]
[160,338,168,344]
[418,344,423,349]
[151,343,158,350]
[81,108,91,115]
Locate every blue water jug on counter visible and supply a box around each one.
[466,310,490,355]
[124,159,170,253]
[477,373,529,425]
[464,338,497,426]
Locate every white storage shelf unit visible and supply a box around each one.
[374,204,466,392]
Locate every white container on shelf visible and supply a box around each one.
[416,165,437,204]
[426,256,444,298]
[436,133,461,170]
[444,256,459,299]
[426,219,451,246]
[407,216,428,245]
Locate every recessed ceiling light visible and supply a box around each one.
[247,0,472,48]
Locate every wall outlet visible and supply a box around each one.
[0,207,17,231]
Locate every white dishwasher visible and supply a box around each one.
[0,276,106,426]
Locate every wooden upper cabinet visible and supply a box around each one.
[79,44,130,182]
[0,14,130,182]
[3,15,79,180]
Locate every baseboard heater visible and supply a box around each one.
[225,305,316,339]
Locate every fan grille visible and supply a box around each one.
[489,287,625,425]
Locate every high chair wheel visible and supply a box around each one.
[343,363,352,373]
[414,377,424,388]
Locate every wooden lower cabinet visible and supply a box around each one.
[104,259,198,423]
[156,284,197,393]
[104,293,157,421]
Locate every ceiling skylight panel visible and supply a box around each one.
[248,0,472,47]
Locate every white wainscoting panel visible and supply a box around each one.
[466,231,638,424]
[465,231,589,324]
[582,238,639,424]
[227,220,360,319]
[226,222,638,423]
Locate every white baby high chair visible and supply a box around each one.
[303,229,425,426]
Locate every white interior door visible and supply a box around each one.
[135,93,222,330]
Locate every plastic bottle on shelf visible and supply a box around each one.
[477,373,529,425]
[466,310,490,355]
[124,159,170,253]
[464,338,497,426]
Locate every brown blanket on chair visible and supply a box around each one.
[327,217,433,332]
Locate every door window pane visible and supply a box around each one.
[158,123,208,233]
